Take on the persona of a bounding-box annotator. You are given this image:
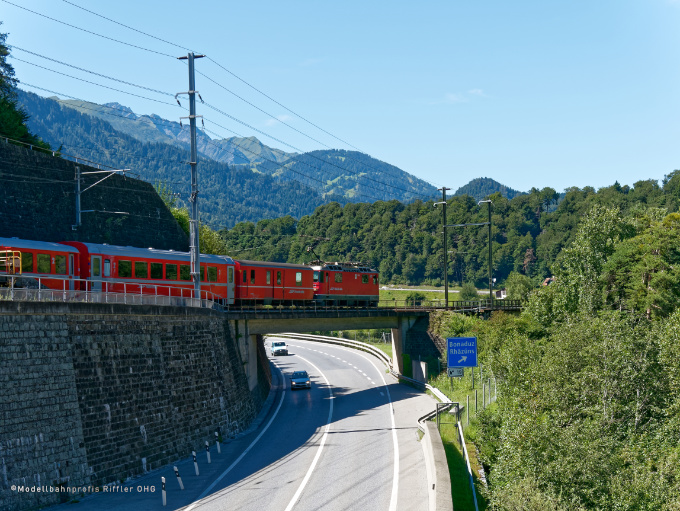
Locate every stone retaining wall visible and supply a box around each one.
[0,301,260,511]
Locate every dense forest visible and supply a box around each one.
[17,90,334,228]
[19,92,440,205]
[218,176,680,291]
[429,199,680,509]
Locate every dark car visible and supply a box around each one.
[290,370,311,390]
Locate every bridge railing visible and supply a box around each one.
[0,275,223,310]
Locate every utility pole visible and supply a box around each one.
[72,166,130,230]
[178,52,205,299]
[435,187,450,308]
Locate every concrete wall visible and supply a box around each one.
[0,301,262,511]
[0,141,188,250]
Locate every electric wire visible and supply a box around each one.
[1,0,176,58]
[61,0,194,53]
[11,46,174,97]
[13,58,176,106]
[21,1,442,195]
[16,62,396,201]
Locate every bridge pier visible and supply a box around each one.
[233,320,260,392]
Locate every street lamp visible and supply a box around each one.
[478,200,493,304]
[434,186,450,307]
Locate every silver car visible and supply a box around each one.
[290,370,311,390]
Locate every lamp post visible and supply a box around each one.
[434,187,450,308]
[478,200,493,305]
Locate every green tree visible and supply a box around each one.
[460,282,478,300]
[0,27,50,149]
[504,271,535,301]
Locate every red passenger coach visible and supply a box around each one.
[311,262,379,306]
[0,237,80,290]
[235,260,314,305]
[60,242,236,304]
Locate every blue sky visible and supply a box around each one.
[2,0,680,195]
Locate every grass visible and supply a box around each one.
[437,421,489,511]
[426,368,497,510]
[361,339,393,358]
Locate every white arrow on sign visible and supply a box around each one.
[457,356,467,364]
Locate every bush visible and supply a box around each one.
[460,282,479,300]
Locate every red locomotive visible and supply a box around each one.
[310,261,379,306]
[0,238,380,308]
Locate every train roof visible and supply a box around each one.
[65,241,234,264]
[309,262,377,273]
[236,259,312,270]
[0,237,79,254]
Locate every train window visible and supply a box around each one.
[228,267,234,284]
[150,263,162,279]
[118,260,132,278]
[37,253,51,274]
[135,262,148,278]
[296,272,302,286]
[21,252,33,273]
[208,266,217,282]
[334,273,343,283]
[362,275,369,284]
[250,269,255,284]
[277,271,281,285]
[373,276,378,285]
[166,264,177,280]
[104,260,111,277]
[266,271,271,285]
[91,257,100,277]
[243,271,247,284]
[313,271,319,282]
[200,265,206,282]
[180,265,191,281]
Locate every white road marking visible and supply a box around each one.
[284,355,334,511]
[185,376,287,509]
[294,338,400,511]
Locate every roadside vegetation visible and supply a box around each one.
[427,205,680,510]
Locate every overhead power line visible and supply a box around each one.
[42,0,442,194]
[1,0,176,58]
[11,46,174,97]
[13,58,176,106]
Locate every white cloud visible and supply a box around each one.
[468,88,486,97]
[264,114,294,127]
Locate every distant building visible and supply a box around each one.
[495,288,507,299]
[543,277,555,286]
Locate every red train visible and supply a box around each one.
[0,237,379,307]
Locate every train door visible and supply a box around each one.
[69,254,75,291]
[227,266,235,305]
[91,256,102,292]
[273,270,283,302]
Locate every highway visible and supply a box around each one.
[48,336,435,511]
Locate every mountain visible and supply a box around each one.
[24,93,438,202]
[17,90,329,228]
[454,177,524,201]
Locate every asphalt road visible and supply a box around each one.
[44,337,435,511]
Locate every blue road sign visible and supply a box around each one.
[447,337,478,368]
